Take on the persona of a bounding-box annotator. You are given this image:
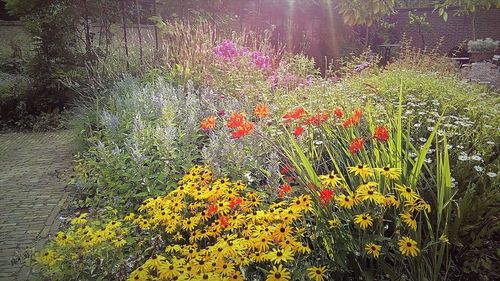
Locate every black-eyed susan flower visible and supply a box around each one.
[112,238,126,248]
[328,217,341,229]
[383,194,400,207]
[395,184,419,200]
[405,197,431,213]
[266,264,291,281]
[365,243,382,258]
[158,262,180,280]
[265,248,294,264]
[319,171,342,187]
[336,194,355,209]
[356,182,385,204]
[400,212,417,231]
[354,213,373,229]
[307,265,327,281]
[144,254,166,270]
[228,271,245,281]
[70,213,88,225]
[398,236,420,257]
[272,224,292,242]
[348,164,374,178]
[376,166,402,180]
[128,266,148,281]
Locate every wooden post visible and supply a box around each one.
[153,0,159,55]
[121,0,130,70]
[135,0,144,65]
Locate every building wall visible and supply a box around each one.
[390,8,500,53]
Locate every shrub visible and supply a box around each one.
[467,38,499,53]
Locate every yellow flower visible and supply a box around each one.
[144,254,166,270]
[158,262,180,280]
[319,171,342,187]
[272,224,292,242]
[265,248,294,264]
[400,212,417,231]
[365,243,382,258]
[405,197,431,213]
[356,182,385,204]
[266,264,291,281]
[113,238,126,248]
[383,194,400,207]
[328,217,341,229]
[348,164,374,178]
[227,271,245,281]
[128,266,148,281]
[336,194,355,209]
[376,166,402,180]
[395,184,419,200]
[398,236,420,257]
[37,249,60,266]
[307,265,327,281]
[70,213,88,225]
[354,213,373,229]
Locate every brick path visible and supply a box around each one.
[0,131,73,281]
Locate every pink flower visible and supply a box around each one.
[251,51,270,69]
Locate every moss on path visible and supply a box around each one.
[0,131,73,281]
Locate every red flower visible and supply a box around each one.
[219,215,229,228]
[333,107,344,119]
[254,103,269,118]
[293,125,304,137]
[231,121,254,139]
[319,188,334,205]
[227,112,245,128]
[278,183,292,198]
[374,125,389,142]
[229,196,243,209]
[283,107,306,120]
[207,204,218,216]
[349,137,365,154]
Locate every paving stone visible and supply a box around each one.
[0,131,73,281]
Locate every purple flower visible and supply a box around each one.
[213,40,240,61]
[251,51,270,69]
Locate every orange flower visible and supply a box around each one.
[207,204,218,216]
[254,104,269,118]
[231,121,254,139]
[219,215,229,228]
[304,110,330,126]
[343,108,363,127]
[283,107,306,120]
[374,125,389,142]
[333,107,344,119]
[293,125,304,137]
[278,183,292,198]
[227,112,245,128]
[349,137,365,154]
[229,196,243,209]
[201,116,216,130]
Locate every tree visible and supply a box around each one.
[334,0,396,46]
[434,0,500,39]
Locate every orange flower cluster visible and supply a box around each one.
[373,125,389,142]
[254,104,269,118]
[200,116,216,130]
[349,137,365,154]
[228,112,254,139]
[343,108,363,127]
